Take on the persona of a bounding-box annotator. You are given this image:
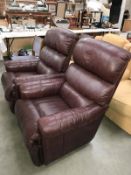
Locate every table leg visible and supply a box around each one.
[5,38,14,59]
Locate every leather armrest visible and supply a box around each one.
[38,105,106,163]
[19,77,65,99]
[1,72,16,101]
[14,73,64,86]
[38,105,105,138]
[4,59,38,72]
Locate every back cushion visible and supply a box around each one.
[37,60,56,74]
[39,28,78,72]
[61,38,131,107]
[63,64,115,106]
[45,28,78,56]
[60,82,94,108]
[40,46,67,73]
[73,38,130,84]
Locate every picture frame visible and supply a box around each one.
[48,4,56,13]
[47,2,57,15]
[56,2,66,18]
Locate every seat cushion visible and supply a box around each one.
[15,96,70,143]
[32,96,70,117]
[109,80,131,117]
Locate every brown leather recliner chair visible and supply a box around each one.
[15,38,131,166]
[1,28,78,111]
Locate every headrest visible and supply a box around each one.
[73,38,131,84]
[45,28,78,56]
[66,64,114,106]
[40,46,67,72]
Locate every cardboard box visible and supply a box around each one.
[122,19,131,32]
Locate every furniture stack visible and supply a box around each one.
[1,28,131,166]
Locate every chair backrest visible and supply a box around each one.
[32,36,44,57]
[95,33,129,48]
[37,28,78,74]
[60,38,131,108]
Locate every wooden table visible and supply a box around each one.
[6,10,51,29]
[0,27,120,58]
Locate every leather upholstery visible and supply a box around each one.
[40,47,67,72]
[73,38,130,84]
[1,28,78,111]
[15,38,131,165]
[45,28,76,56]
[19,78,64,99]
[38,105,106,163]
[14,73,64,86]
[60,82,93,108]
[65,64,115,106]
[4,59,38,72]
[37,60,56,74]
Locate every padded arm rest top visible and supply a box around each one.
[38,105,106,138]
[4,59,38,72]
[38,104,107,164]
[15,73,64,86]
[19,77,65,99]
